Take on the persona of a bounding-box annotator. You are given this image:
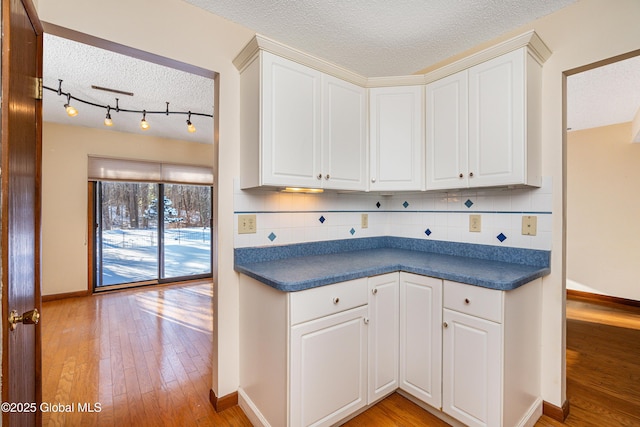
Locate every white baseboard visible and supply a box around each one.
[518,397,543,427]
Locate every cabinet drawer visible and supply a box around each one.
[443,280,503,323]
[290,278,368,325]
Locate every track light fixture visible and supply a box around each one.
[186,112,196,133]
[64,93,78,117]
[140,110,150,130]
[104,106,113,127]
[47,80,212,134]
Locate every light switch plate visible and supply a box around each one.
[469,214,481,232]
[238,214,257,234]
[522,216,537,236]
[361,213,368,229]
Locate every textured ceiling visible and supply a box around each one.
[43,34,215,144]
[42,1,640,143]
[184,0,576,77]
[567,55,640,132]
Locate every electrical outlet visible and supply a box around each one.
[469,214,481,232]
[522,215,537,236]
[361,213,368,229]
[238,214,257,234]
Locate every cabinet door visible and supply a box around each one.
[425,70,469,190]
[290,306,368,427]
[322,75,367,190]
[367,273,399,404]
[262,51,322,187]
[442,308,501,427]
[369,85,424,191]
[468,49,525,187]
[399,273,442,409]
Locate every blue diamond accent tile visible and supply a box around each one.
[425,228,432,236]
[268,232,277,242]
[350,228,356,235]
[376,201,381,208]
[497,233,507,243]
[403,201,409,208]
[465,199,474,208]
[319,216,326,224]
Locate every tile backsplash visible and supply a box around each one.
[233,177,553,250]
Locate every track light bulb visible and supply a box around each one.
[63,94,78,117]
[140,111,150,130]
[186,114,196,133]
[104,109,113,127]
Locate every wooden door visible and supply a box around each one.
[1,0,43,425]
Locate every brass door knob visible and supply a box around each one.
[9,308,40,331]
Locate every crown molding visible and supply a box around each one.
[233,34,368,86]
[423,30,551,84]
[234,30,552,88]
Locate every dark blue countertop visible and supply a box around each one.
[234,237,550,292]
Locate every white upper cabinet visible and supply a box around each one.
[426,46,543,190]
[239,51,366,190]
[426,70,469,190]
[262,52,322,188]
[369,86,424,191]
[322,75,367,190]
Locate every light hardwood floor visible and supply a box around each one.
[42,283,640,426]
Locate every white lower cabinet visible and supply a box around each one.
[442,279,543,427]
[290,305,368,427]
[239,273,542,427]
[367,273,400,404]
[399,272,443,409]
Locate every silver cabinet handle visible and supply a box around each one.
[363,318,369,325]
[325,174,330,180]
[372,288,378,295]
[317,173,322,180]
[443,322,448,328]
[333,297,340,304]
[464,298,470,304]
[469,172,474,178]
[371,178,376,183]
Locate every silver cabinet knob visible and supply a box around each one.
[325,174,330,180]
[469,172,474,178]
[364,318,369,325]
[333,297,340,304]
[371,178,376,183]
[464,298,470,304]
[443,322,448,328]
[317,173,322,180]
[459,173,463,178]
[372,288,378,295]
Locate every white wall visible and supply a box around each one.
[567,122,640,301]
[35,0,640,413]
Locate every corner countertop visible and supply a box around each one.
[234,237,550,292]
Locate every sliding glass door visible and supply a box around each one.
[94,181,212,289]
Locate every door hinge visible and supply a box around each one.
[35,77,43,100]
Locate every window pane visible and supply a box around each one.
[98,182,158,286]
[162,184,212,279]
